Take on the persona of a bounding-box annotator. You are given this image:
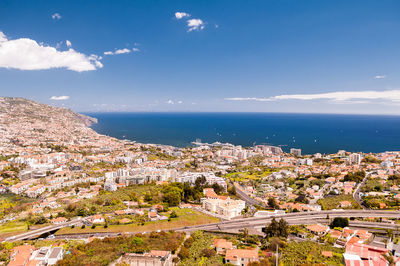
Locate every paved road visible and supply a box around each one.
[234,183,265,207]
[179,210,400,232]
[353,174,369,209]
[6,209,400,242]
[4,218,82,242]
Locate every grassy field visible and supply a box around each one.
[56,208,219,235]
[318,194,360,210]
[224,169,275,182]
[0,221,28,238]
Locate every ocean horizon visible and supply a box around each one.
[85,112,400,154]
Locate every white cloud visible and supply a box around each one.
[175,12,190,19]
[115,48,130,54]
[166,100,174,105]
[374,75,386,79]
[225,90,400,103]
[104,48,131,55]
[0,31,102,72]
[187,19,205,32]
[50,95,70,100]
[132,47,140,52]
[0,32,6,42]
[51,13,62,20]
[66,40,72,47]
[177,100,183,104]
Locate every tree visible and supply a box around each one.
[264,218,279,237]
[162,186,182,206]
[264,218,288,238]
[169,211,178,219]
[228,185,236,196]
[278,218,289,238]
[211,183,224,194]
[343,171,366,183]
[330,217,349,228]
[200,248,216,258]
[268,197,278,209]
[178,246,189,260]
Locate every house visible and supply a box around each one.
[321,251,333,258]
[203,188,218,199]
[51,217,67,225]
[89,214,104,224]
[119,218,130,224]
[344,243,389,266]
[148,211,159,221]
[47,247,64,265]
[114,210,126,216]
[203,197,245,220]
[8,245,35,266]
[30,246,51,264]
[339,201,352,208]
[213,239,233,254]
[111,250,172,266]
[225,249,259,266]
[306,224,329,236]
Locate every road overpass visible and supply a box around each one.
[4,210,400,242]
[179,210,400,232]
[4,218,82,242]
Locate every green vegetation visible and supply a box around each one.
[280,241,344,265]
[363,155,382,164]
[343,171,366,183]
[58,231,185,266]
[318,194,360,210]
[330,217,349,229]
[362,178,384,192]
[263,218,289,238]
[224,169,275,182]
[0,194,35,219]
[56,208,219,235]
[178,231,222,266]
[0,220,28,238]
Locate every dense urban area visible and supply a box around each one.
[1,97,400,265]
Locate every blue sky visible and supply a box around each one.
[1,0,400,114]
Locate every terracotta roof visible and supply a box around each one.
[306,224,329,233]
[346,242,388,260]
[204,188,218,198]
[225,249,258,261]
[119,218,130,224]
[8,245,35,266]
[322,251,333,257]
[150,250,170,257]
[213,239,233,249]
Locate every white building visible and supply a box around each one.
[349,153,362,165]
[290,148,302,157]
[203,197,245,220]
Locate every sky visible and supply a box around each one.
[1,0,400,114]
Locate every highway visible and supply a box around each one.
[178,210,400,233]
[4,218,82,242]
[5,209,400,242]
[234,182,265,207]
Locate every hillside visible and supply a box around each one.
[0,97,108,147]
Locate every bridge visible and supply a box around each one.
[4,210,400,242]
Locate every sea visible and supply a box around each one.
[85,112,400,155]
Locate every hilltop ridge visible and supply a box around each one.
[0,97,112,147]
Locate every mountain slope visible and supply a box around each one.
[0,97,106,146]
